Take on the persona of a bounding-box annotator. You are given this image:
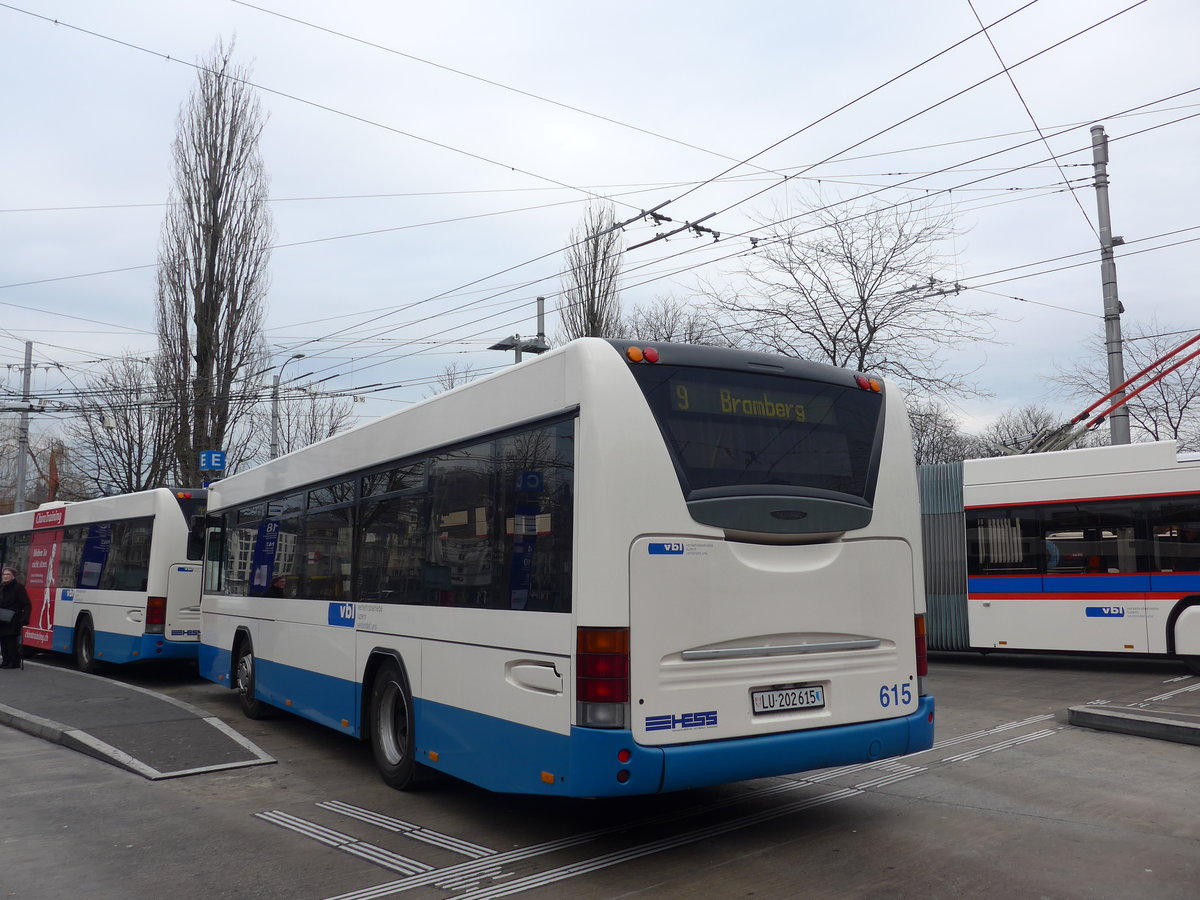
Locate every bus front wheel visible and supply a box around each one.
[370,659,418,790]
[74,618,98,674]
[234,638,269,720]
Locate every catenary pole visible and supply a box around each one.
[14,341,32,512]
[1091,125,1131,445]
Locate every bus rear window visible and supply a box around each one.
[628,365,883,502]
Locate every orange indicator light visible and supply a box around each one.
[626,347,644,363]
[541,771,555,784]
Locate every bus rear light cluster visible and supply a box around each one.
[146,596,167,635]
[914,614,929,695]
[576,627,630,728]
[625,346,660,364]
[854,375,883,392]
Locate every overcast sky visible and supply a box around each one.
[2,0,1197,439]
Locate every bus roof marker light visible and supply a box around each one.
[626,347,644,363]
[642,347,659,363]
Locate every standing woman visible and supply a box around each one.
[0,566,31,669]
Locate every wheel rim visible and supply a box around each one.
[377,679,408,766]
[236,650,253,698]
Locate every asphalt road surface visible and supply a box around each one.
[1,652,1196,899]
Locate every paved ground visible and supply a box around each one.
[0,659,274,778]
[0,653,1196,779]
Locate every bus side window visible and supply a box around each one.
[205,525,225,593]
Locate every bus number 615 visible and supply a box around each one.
[879,683,913,707]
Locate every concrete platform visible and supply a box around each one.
[1068,676,1200,747]
[0,660,274,779]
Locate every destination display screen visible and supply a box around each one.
[629,364,882,500]
[669,381,836,424]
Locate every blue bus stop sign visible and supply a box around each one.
[200,450,226,471]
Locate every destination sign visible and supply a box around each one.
[669,381,834,423]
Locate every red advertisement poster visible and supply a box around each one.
[23,508,65,650]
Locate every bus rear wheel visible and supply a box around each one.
[370,659,418,790]
[234,638,269,719]
[74,618,98,674]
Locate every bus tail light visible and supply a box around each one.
[577,627,630,728]
[146,596,167,635]
[914,614,928,695]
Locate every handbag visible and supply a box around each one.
[0,607,14,624]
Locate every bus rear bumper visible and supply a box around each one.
[565,695,936,797]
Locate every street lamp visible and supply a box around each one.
[489,296,550,363]
[270,353,306,460]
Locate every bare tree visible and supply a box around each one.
[59,355,175,495]
[975,403,1105,456]
[907,399,983,464]
[707,191,995,397]
[156,38,273,485]
[1057,319,1200,451]
[557,201,626,341]
[269,386,356,458]
[425,361,479,397]
[0,419,92,512]
[624,295,742,347]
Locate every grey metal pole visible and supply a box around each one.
[513,334,522,364]
[14,341,32,512]
[1091,125,1131,445]
[270,353,305,460]
[270,372,282,460]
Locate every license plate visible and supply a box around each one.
[752,684,825,714]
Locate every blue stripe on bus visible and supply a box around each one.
[656,695,935,794]
[1150,574,1200,592]
[53,625,198,663]
[197,648,935,796]
[968,575,1176,594]
[414,695,935,797]
[968,577,1041,593]
[1042,575,1150,592]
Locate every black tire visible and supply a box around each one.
[370,659,419,790]
[74,618,99,674]
[234,637,270,719]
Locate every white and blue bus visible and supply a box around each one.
[0,488,208,670]
[200,338,934,797]
[921,442,1200,673]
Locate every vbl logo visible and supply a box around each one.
[1086,606,1125,618]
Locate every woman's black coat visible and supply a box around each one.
[0,578,31,636]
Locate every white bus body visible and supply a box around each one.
[0,488,207,670]
[961,442,1200,668]
[200,339,934,796]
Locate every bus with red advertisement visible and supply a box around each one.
[0,488,208,671]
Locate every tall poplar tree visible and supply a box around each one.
[156,39,272,485]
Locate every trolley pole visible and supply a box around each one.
[14,341,32,512]
[1090,125,1131,445]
